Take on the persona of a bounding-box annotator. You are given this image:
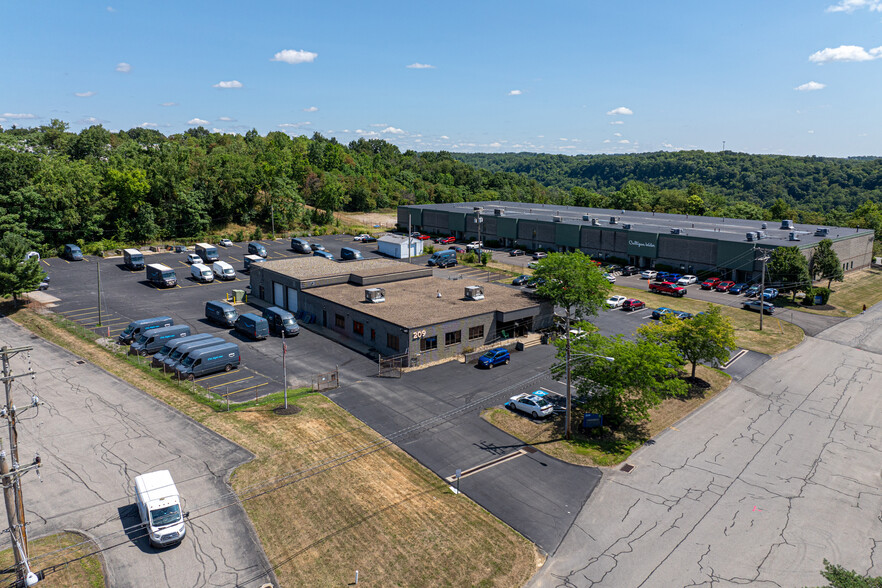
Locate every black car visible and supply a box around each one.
[605,265,622,274]
[512,274,530,286]
[526,277,546,288]
[621,266,639,276]
[509,249,525,257]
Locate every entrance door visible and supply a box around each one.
[273,282,285,307]
[286,287,298,313]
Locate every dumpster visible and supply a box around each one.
[232,289,246,302]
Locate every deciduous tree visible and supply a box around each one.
[640,305,736,379]
[810,239,844,289]
[0,232,45,302]
[767,245,811,301]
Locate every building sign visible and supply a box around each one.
[626,232,658,256]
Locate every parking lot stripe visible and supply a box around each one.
[444,449,528,482]
[208,376,253,389]
[196,370,242,382]
[42,260,50,266]
[228,256,240,262]
[65,309,100,317]
[221,382,268,397]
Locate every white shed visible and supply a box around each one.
[378,234,423,259]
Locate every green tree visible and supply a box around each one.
[641,305,736,379]
[810,239,844,289]
[0,232,45,302]
[817,559,882,587]
[562,328,688,426]
[767,245,811,301]
[533,251,611,320]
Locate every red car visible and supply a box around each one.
[410,232,430,240]
[715,281,736,292]
[622,298,646,311]
[436,236,456,244]
[648,281,687,297]
[700,277,721,290]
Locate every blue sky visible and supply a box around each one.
[2,1,881,157]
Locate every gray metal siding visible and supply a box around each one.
[658,236,718,264]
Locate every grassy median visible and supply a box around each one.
[10,307,541,587]
[0,532,103,588]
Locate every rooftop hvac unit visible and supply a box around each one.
[494,208,505,216]
[789,232,800,241]
[670,228,682,235]
[591,218,600,226]
[464,285,485,301]
[364,288,385,303]
[609,216,618,224]
[746,232,757,241]
[622,223,632,230]
[815,227,829,237]
[582,214,591,221]
[756,231,766,240]
[553,216,562,223]
[781,219,794,230]
[761,223,768,229]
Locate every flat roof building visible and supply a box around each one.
[399,201,874,282]
[250,257,553,365]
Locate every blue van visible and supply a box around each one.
[340,247,363,261]
[205,300,239,327]
[313,250,335,260]
[234,313,269,340]
[427,249,457,268]
[152,333,215,367]
[118,317,173,345]
[262,306,299,336]
[129,325,191,356]
[162,336,225,372]
[176,343,240,380]
[247,241,267,258]
[62,244,84,261]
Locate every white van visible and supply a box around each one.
[133,470,186,548]
[212,260,235,281]
[190,263,213,283]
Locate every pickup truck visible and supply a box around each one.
[648,281,687,297]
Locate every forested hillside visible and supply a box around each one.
[2,121,882,254]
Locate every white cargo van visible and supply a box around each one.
[190,263,213,283]
[212,260,235,281]
[133,470,186,548]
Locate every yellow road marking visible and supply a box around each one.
[220,382,268,397]
[195,370,239,382]
[228,256,240,262]
[209,376,253,389]
[42,260,50,266]
[65,309,100,318]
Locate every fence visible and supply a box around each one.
[312,367,339,392]
[378,353,411,378]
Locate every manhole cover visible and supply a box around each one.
[76,360,86,365]
[273,405,301,416]
[620,463,635,473]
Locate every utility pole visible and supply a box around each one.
[565,312,572,440]
[270,203,276,241]
[756,247,771,331]
[1,345,43,587]
[282,331,288,410]
[473,207,483,263]
[96,258,102,328]
[407,214,412,265]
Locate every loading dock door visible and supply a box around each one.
[286,287,298,313]
[273,282,285,307]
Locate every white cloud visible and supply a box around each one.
[369,123,388,127]
[271,49,318,64]
[278,122,311,128]
[440,135,449,139]
[508,89,522,96]
[381,126,405,135]
[406,62,436,69]
[488,142,502,147]
[618,139,630,144]
[809,45,882,63]
[74,91,96,97]
[808,130,815,134]
[106,6,116,12]
[218,116,235,122]
[78,116,107,125]
[303,106,318,112]
[613,132,622,137]
[610,120,624,125]
[116,62,131,73]
[606,106,633,116]
[2,113,36,119]
[160,102,178,107]
[826,0,882,12]
[139,122,158,128]
[187,118,209,125]
[213,80,243,89]
[602,139,611,143]
[795,81,827,91]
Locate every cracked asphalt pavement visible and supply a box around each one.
[529,304,882,587]
[0,318,275,587]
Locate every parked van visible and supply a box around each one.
[62,244,83,261]
[262,306,300,337]
[152,333,214,367]
[133,470,186,548]
[212,261,235,281]
[176,342,240,380]
[234,313,269,340]
[190,263,214,283]
[195,242,218,263]
[247,241,267,258]
[118,316,173,345]
[340,247,364,261]
[313,250,335,260]
[162,337,225,372]
[290,238,312,254]
[130,325,191,356]
[205,300,239,327]
[146,263,177,288]
[243,254,265,273]
[124,248,145,270]
[427,249,457,268]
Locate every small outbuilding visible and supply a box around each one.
[378,234,423,259]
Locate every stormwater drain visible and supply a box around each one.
[620,463,636,473]
[76,360,86,365]
[523,446,538,454]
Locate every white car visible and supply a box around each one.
[466,241,483,251]
[507,393,554,418]
[186,253,202,264]
[606,295,628,308]
[219,238,233,247]
[603,273,616,283]
[527,261,539,269]
[640,270,658,279]
[677,275,697,286]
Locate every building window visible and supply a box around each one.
[387,334,399,351]
[353,321,364,335]
[335,314,345,328]
[370,329,376,341]
[469,325,484,340]
[445,331,461,346]
[420,336,438,352]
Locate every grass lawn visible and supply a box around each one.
[609,284,804,356]
[10,308,540,587]
[0,533,103,588]
[775,267,882,317]
[482,366,732,467]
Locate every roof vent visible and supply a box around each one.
[622,223,632,230]
[670,228,682,235]
[761,222,768,229]
[789,231,800,241]
[781,219,794,230]
[746,232,756,241]
[609,216,618,224]
[814,227,829,237]
[552,216,562,223]
[464,285,485,301]
[582,214,591,221]
[494,208,505,216]
[591,218,600,226]
[756,231,766,240]
[364,288,385,303]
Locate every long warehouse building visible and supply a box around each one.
[399,201,874,283]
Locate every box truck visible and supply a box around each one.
[195,243,219,263]
[133,470,186,548]
[146,264,177,288]
[124,248,145,270]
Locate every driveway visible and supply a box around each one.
[529,305,882,587]
[1,318,275,587]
